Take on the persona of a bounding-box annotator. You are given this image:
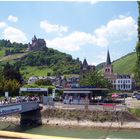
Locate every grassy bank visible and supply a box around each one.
[128,108,140,118]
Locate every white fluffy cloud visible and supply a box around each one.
[8,15,18,22]
[0,22,7,29]
[76,0,98,4]
[94,16,137,43]
[3,26,27,43]
[46,31,108,51]
[40,20,68,36]
[46,16,137,52]
[56,0,98,4]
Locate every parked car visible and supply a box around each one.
[112,94,119,98]
[136,94,140,100]
[118,94,128,98]
[127,93,132,97]
[102,99,123,104]
[132,93,138,98]
[53,96,60,102]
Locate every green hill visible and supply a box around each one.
[20,66,53,80]
[0,39,81,80]
[96,62,105,70]
[113,52,137,74]
[0,53,27,61]
[96,52,137,75]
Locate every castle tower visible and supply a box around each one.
[27,35,47,52]
[82,58,88,70]
[104,50,113,75]
[32,35,37,41]
[32,35,37,44]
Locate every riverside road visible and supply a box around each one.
[44,97,140,111]
[44,102,127,111]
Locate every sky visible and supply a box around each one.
[0,1,138,65]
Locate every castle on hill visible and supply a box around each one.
[28,35,46,51]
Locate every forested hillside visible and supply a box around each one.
[0,39,81,79]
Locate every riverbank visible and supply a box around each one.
[0,108,140,129]
[1,116,140,130]
[42,118,140,129]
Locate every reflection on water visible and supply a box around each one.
[1,122,140,139]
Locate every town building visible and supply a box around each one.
[27,75,80,88]
[28,76,39,84]
[104,50,133,91]
[62,87,109,104]
[80,58,95,79]
[27,59,95,88]
[114,75,132,90]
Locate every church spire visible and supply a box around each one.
[106,50,111,65]
[83,58,88,68]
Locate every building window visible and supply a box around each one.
[118,85,120,89]
[125,85,127,89]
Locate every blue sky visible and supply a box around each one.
[0,1,138,65]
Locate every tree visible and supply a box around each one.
[135,1,140,86]
[80,71,111,88]
[0,79,21,96]
[3,62,23,84]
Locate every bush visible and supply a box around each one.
[0,79,21,96]
[35,79,52,86]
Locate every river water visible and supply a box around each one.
[0,122,140,139]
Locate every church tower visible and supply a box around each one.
[104,50,113,75]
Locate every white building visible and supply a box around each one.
[28,76,39,84]
[113,75,132,91]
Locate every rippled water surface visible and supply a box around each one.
[1,122,140,139]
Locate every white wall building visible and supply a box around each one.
[112,75,132,91]
[28,76,39,84]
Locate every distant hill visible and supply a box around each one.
[0,39,81,80]
[113,52,136,74]
[96,52,137,74]
[96,62,105,70]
